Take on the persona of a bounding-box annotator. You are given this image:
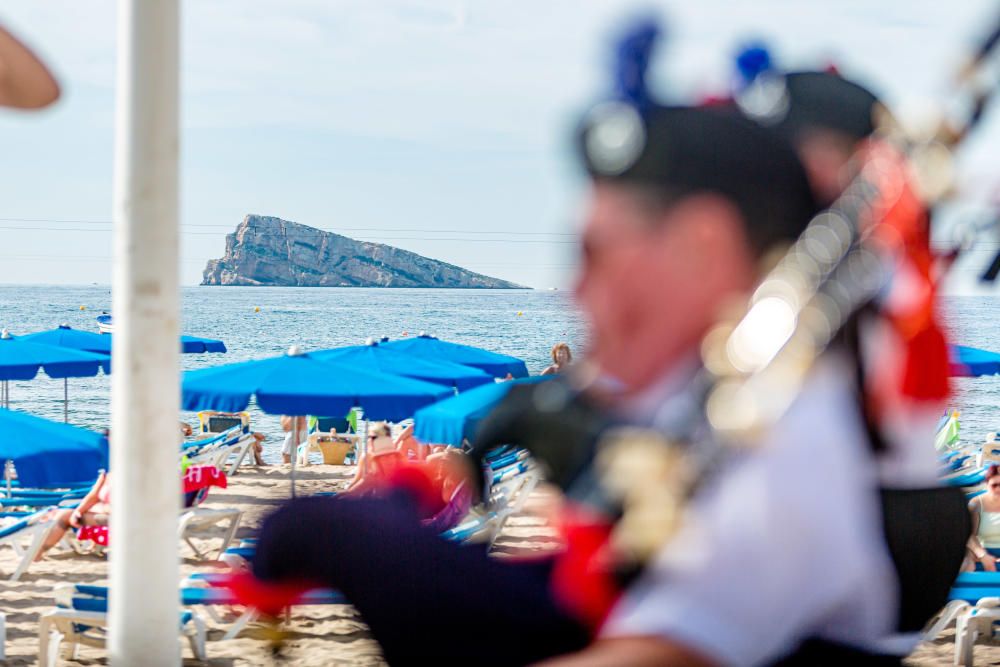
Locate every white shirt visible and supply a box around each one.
[281,430,306,455]
[600,354,905,666]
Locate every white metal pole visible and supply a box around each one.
[109,0,181,664]
[63,378,68,423]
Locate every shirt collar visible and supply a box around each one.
[615,354,702,431]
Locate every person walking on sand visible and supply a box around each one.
[280,415,307,465]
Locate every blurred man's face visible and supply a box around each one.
[573,182,754,392]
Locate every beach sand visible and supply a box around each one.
[0,463,973,665]
[0,464,563,666]
[909,633,991,666]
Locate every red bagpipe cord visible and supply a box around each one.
[209,464,449,615]
[381,463,447,519]
[212,572,319,618]
[860,141,951,413]
[548,506,622,633]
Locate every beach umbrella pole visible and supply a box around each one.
[357,412,367,471]
[63,378,68,424]
[108,1,181,664]
[290,417,302,498]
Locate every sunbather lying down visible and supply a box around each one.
[345,439,473,531]
[36,470,110,560]
[35,463,230,560]
[346,422,397,493]
[394,423,446,461]
[347,424,450,494]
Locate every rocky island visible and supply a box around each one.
[202,215,525,289]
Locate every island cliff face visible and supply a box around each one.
[202,215,525,289]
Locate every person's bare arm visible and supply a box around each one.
[393,424,414,446]
[532,637,718,667]
[0,25,59,109]
[70,472,107,527]
[969,498,987,558]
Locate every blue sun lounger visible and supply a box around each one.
[40,584,210,665]
[178,573,347,640]
[39,581,348,662]
[183,426,257,476]
[0,508,65,580]
[922,571,1000,666]
[944,468,988,487]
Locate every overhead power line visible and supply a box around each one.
[0,226,576,244]
[0,253,575,269]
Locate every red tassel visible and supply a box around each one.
[549,508,621,632]
[384,464,447,518]
[212,572,317,617]
[900,321,951,401]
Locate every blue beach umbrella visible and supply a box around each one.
[0,408,108,489]
[19,326,225,420]
[382,335,529,379]
[182,346,452,496]
[414,376,553,447]
[182,347,451,420]
[950,345,1000,377]
[19,326,111,354]
[0,333,112,423]
[180,335,227,354]
[0,334,110,379]
[21,325,226,356]
[313,343,493,391]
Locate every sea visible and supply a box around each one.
[0,285,587,461]
[0,285,996,461]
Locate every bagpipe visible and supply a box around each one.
[472,13,1000,633]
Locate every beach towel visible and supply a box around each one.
[77,525,109,547]
[183,465,228,494]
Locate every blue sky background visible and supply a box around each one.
[0,0,997,289]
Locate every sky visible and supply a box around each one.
[0,0,998,289]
